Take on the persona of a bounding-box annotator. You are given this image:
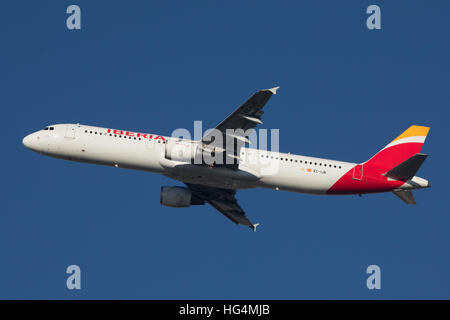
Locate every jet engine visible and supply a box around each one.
[160,186,205,208]
[164,139,200,162]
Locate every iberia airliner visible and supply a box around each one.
[23,87,430,230]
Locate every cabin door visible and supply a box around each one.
[65,124,77,139]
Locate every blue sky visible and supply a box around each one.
[1,1,449,299]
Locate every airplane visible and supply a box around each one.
[22,87,430,231]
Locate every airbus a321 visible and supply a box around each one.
[23,87,430,230]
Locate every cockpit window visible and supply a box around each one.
[43,127,49,130]
[49,127,54,130]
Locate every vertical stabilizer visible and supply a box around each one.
[365,126,430,172]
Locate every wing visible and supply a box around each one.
[201,86,279,169]
[186,183,259,231]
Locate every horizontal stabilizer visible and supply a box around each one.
[384,153,427,181]
[393,190,416,205]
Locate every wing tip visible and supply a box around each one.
[265,86,280,95]
[252,223,260,232]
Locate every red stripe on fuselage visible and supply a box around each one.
[327,142,423,195]
[327,165,404,194]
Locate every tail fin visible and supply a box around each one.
[365,125,430,172]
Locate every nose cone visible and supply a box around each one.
[22,134,33,148]
[23,133,40,151]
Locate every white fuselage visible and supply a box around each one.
[23,123,356,195]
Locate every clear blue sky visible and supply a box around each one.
[1,1,449,299]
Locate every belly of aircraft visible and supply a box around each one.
[163,172,256,190]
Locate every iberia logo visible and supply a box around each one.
[107,129,166,141]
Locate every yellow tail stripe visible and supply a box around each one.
[392,125,430,143]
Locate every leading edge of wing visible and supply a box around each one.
[202,86,280,143]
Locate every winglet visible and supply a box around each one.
[266,86,280,95]
[252,223,260,232]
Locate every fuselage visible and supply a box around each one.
[22,123,428,196]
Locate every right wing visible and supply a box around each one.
[201,87,279,169]
[185,183,259,231]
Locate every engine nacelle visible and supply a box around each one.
[160,186,205,208]
[164,139,200,162]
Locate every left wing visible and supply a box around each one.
[186,183,259,231]
[201,86,279,168]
